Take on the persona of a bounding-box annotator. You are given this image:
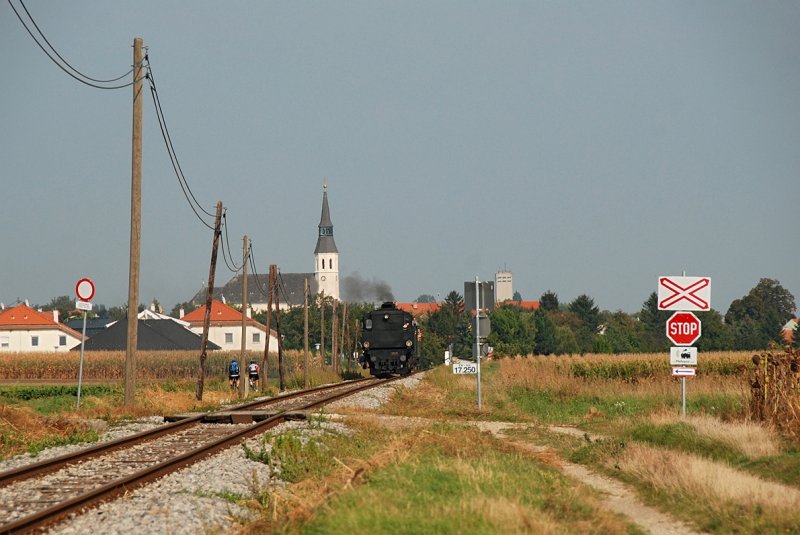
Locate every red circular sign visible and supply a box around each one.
[666,311,701,346]
[75,278,95,302]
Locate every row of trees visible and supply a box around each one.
[413,278,796,363]
[35,278,795,368]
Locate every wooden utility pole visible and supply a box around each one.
[320,291,325,367]
[196,201,222,400]
[239,235,249,399]
[341,302,348,373]
[303,277,309,388]
[124,37,144,406]
[332,301,338,375]
[276,270,285,391]
[260,266,272,394]
[264,265,276,389]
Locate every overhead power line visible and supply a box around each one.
[7,0,134,89]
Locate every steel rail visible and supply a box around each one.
[0,377,374,489]
[0,376,402,534]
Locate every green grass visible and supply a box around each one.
[25,429,100,457]
[298,425,639,535]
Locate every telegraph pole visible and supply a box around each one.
[196,201,222,400]
[332,301,338,375]
[239,235,249,399]
[303,277,309,388]
[124,37,144,406]
[320,291,325,367]
[264,264,275,389]
[276,270,285,391]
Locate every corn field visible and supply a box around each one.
[748,347,800,443]
[0,350,329,382]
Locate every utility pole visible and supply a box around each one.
[339,301,350,372]
[239,235,249,399]
[124,36,144,407]
[196,201,222,400]
[320,291,325,367]
[276,270,285,391]
[303,277,309,388]
[332,301,338,375]
[264,264,276,390]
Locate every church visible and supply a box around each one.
[189,184,340,311]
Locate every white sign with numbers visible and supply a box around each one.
[452,362,477,374]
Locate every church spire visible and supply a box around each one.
[314,180,338,254]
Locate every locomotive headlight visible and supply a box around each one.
[362,340,370,349]
[405,339,413,348]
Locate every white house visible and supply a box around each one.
[180,300,278,352]
[0,303,82,352]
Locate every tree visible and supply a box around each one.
[726,278,796,349]
[695,310,734,351]
[487,304,536,356]
[38,295,76,322]
[414,294,436,303]
[422,291,470,359]
[554,325,580,355]
[540,290,559,312]
[600,311,643,353]
[638,292,670,352]
[533,309,557,355]
[512,291,522,302]
[568,294,601,353]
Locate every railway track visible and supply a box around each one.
[0,376,397,534]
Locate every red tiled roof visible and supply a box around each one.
[182,300,270,331]
[497,300,540,311]
[0,304,83,338]
[395,302,441,316]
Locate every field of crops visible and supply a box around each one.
[0,349,327,382]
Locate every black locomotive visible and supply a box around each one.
[358,302,418,377]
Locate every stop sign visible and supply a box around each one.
[666,311,701,346]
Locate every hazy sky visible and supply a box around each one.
[2,1,798,314]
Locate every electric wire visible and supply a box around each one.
[247,246,270,301]
[7,0,134,89]
[17,0,133,83]
[145,58,216,227]
[277,271,295,307]
[220,212,244,273]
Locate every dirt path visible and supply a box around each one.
[470,421,705,535]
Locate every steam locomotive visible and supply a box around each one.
[358,302,418,377]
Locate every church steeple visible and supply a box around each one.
[314,181,338,254]
[314,180,339,300]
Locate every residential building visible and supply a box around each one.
[0,303,82,352]
[180,300,278,352]
[495,270,513,304]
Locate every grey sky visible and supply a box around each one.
[2,1,798,314]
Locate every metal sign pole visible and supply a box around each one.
[77,310,87,409]
[475,276,481,409]
[681,377,686,417]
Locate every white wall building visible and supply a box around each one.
[495,270,513,303]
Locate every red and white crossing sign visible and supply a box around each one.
[657,276,711,311]
[666,311,702,346]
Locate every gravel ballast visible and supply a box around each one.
[2,374,425,534]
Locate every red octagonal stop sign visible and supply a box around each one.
[666,311,701,346]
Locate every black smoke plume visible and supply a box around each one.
[341,272,394,303]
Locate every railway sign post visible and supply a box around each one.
[75,278,95,409]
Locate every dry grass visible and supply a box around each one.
[615,442,800,518]
[648,412,782,458]
[490,352,749,398]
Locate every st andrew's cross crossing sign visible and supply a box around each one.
[657,276,711,311]
[666,311,701,346]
